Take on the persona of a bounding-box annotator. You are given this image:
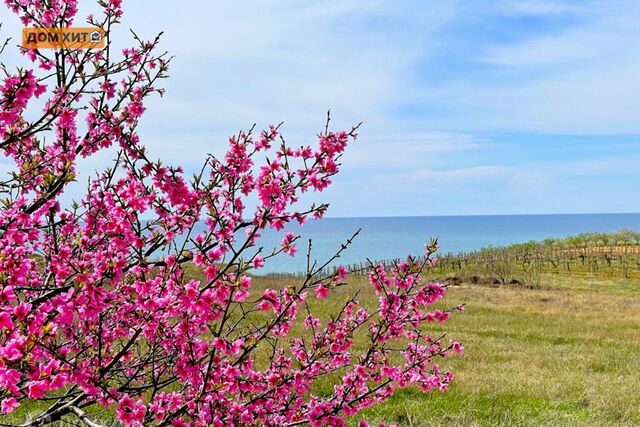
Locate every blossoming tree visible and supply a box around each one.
[0,1,463,425]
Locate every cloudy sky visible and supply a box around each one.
[2,0,640,216]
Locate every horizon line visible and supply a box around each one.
[322,211,640,220]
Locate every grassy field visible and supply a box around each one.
[327,273,640,426]
[8,270,640,426]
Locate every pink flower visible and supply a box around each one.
[0,341,22,361]
[116,395,146,425]
[55,305,74,325]
[233,290,249,302]
[0,312,13,330]
[1,397,19,414]
[126,101,146,120]
[13,303,31,321]
[27,381,47,399]
[281,232,297,256]
[303,315,320,330]
[0,287,16,303]
[100,80,116,99]
[315,285,329,299]
[253,255,264,269]
[286,244,297,257]
[239,276,251,289]
[453,342,464,355]
[57,109,76,130]
[260,289,280,312]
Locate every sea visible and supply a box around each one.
[248,213,640,274]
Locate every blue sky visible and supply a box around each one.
[2,0,640,216]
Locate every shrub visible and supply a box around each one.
[0,1,462,425]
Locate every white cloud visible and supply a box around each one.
[496,1,585,16]
[403,165,516,183]
[339,131,491,168]
[480,31,602,68]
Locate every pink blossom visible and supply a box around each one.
[253,255,265,269]
[0,2,459,424]
[27,381,47,399]
[126,101,146,120]
[0,340,22,361]
[337,265,348,281]
[453,342,464,355]
[116,395,146,425]
[0,312,13,330]
[1,397,19,414]
[315,285,329,299]
[281,232,298,256]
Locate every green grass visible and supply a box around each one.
[8,273,640,426]
[347,274,640,426]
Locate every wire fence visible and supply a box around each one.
[266,244,640,281]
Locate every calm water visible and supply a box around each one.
[249,213,640,274]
